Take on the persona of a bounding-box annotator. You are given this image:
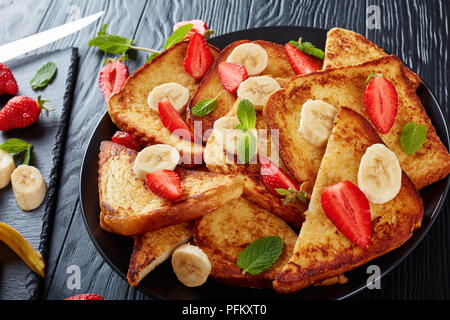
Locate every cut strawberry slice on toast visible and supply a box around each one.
[273,107,423,293]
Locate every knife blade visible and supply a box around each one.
[0,11,104,63]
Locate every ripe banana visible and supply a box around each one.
[147,82,190,114]
[11,165,46,212]
[358,143,402,204]
[0,149,15,189]
[133,144,180,180]
[226,43,268,76]
[171,243,211,287]
[237,76,281,111]
[299,99,338,147]
[0,222,45,277]
[213,116,258,155]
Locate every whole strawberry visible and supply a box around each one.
[0,63,18,96]
[65,293,104,300]
[0,96,50,131]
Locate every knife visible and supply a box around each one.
[0,11,104,63]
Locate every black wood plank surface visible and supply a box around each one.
[0,0,448,300]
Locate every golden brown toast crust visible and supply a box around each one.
[323,27,420,89]
[127,222,193,287]
[98,141,244,235]
[193,198,298,288]
[264,55,450,190]
[107,41,220,167]
[186,40,296,142]
[273,107,423,293]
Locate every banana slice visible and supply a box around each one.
[226,43,268,76]
[171,244,211,287]
[0,150,15,189]
[147,83,190,114]
[299,99,338,147]
[133,144,180,180]
[213,116,258,155]
[237,76,281,111]
[358,143,402,204]
[11,165,46,211]
[0,222,45,277]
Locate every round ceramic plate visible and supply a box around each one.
[79,26,450,299]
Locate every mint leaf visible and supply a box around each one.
[237,236,283,275]
[163,23,193,50]
[146,52,160,63]
[191,96,219,116]
[30,62,57,90]
[89,33,133,54]
[0,138,33,165]
[401,122,427,156]
[236,99,256,131]
[289,37,324,59]
[237,131,257,164]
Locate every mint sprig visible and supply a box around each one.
[30,62,57,90]
[289,37,324,59]
[236,99,257,164]
[163,23,193,49]
[237,130,257,164]
[236,99,256,131]
[191,95,219,116]
[0,138,33,165]
[237,236,283,275]
[400,122,427,156]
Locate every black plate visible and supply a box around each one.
[79,26,450,300]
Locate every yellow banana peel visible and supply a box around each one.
[0,222,45,277]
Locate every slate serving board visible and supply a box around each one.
[0,47,78,300]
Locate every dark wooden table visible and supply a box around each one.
[1,0,448,300]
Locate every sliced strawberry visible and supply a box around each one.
[173,19,208,40]
[321,180,371,248]
[285,43,319,75]
[218,61,248,94]
[99,59,129,102]
[0,63,18,96]
[364,73,398,134]
[158,98,195,142]
[65,294,104,300]
[145,170,182,201]
[112,131,141,151]
[184,32,214,80]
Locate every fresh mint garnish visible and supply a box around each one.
[146,52,160,63]
[163,23,193,50]
[30,62,57,90]
[237,236,284,275]
[0,138,33,165]
[235,99,257,164]
[400,122,427,156]
[236,99,256,132]
[237,130,257,164]
[289,37,324,59]
[191,95,219,117]
[276,188,308,206]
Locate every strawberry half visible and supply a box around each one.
[0,96,50,131]
[321,180,371,248]
[99,59,129,102]
[158,98,195,142]
[218,61,248,94]
[364,73,398,134]
[173,19,209,40]
[145,170,182,201]
[184,32,214,80]
[284,43,319,75]
[260,156,307,205]
[65,293,104,300]
[112,131,141,151]
[0,63,18,96]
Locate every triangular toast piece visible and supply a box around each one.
[187,40,297,142]
[273,107,423,293]
[98,141,244,236]
[127,222,193,287]
[264,55,450,190]
[107,41,220,167]
[193,197,298,288]
[323,27,420,89]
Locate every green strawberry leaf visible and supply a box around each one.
[289,37,324,59]
[30,62,57,90]
[400,122,427,156]
[237,236,284,275]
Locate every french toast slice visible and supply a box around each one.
[323,27,420,89]
[186,40,297,142]
[107,41,220,167]
[127,222,193,287]
[204,110,307,228]
[264,55,450,190]
[193,197,298,288]
[273,107,424,293]
[98,141,244,236]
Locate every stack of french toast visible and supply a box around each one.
[97,27,450,293]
